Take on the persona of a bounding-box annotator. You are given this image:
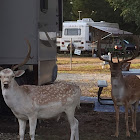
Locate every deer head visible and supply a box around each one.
[0,68,24,89]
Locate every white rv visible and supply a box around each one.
[57,18,132,54]
[58,18,94,53]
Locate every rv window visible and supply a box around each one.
[64,28,81,36]
[40,0,48,13]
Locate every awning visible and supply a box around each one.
[90,25,132,35]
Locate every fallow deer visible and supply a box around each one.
[0,40,81,140]
[97,38,140,137]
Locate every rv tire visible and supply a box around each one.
[52,64,58,82]
[67,44,75,51]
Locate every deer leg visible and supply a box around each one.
[29,116,37,140]
[125,104,130,137]
[132,101,139,133]
[74,118,79,140]
[18,119,27,140]
[65,107,79,140]
[114,104,119,137]
[130,105,135,132]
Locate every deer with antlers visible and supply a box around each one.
[0,40,81,140]
[97,38,140,137]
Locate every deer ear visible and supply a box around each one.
[0,67,3,71]
[14,70,25,77]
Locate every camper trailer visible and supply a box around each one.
[58,18,94,53]
[57,18,132,54]
[0,0,63,85]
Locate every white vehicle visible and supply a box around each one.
[58,18,93,53]
[57,18,132,54]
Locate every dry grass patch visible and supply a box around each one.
[57,57,102,65]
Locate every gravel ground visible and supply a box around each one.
[56,73,111,96]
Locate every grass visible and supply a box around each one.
[58,65,110,74]
[57,57,101,65]
[57,56,109,73]
[131,63,140,69]
[57,56,140,74]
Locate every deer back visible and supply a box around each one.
[20,82,81,106]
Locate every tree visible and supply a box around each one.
[72,0,122,22]
[107,0,140,27]
[63,0,73,21]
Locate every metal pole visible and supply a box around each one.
[92,47,94,57]
[78,11,82,20]
[70,38,72,70]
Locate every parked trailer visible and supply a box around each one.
[0,0,63,85]
[57,18,118,53]
[57,18,93,53]
[0,0,63,114]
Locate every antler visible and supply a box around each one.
[97,37,112,63]
[12,39,31,71]
[120,46,139,64]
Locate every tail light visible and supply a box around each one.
[115,45,118,49]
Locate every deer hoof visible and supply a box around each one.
[132,127,137,134]
[115,133,119,138]
[126,131,130,137]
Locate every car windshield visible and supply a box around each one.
[115,39,130,45]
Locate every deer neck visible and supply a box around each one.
[1,80,27,111]
[111,70,127,104]
[111,71,125,87]
[1,80,22,102]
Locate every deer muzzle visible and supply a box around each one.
[4,83,9,89]
[3,81,9,89]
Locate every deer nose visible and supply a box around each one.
[4,84,9,89]
[3,81,9,89]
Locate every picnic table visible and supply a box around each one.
[122,69,140,75]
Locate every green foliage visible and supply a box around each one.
[72,0,122,23]
[107,0,140,27]
[63,0,73,21]
[63,0,122,22]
